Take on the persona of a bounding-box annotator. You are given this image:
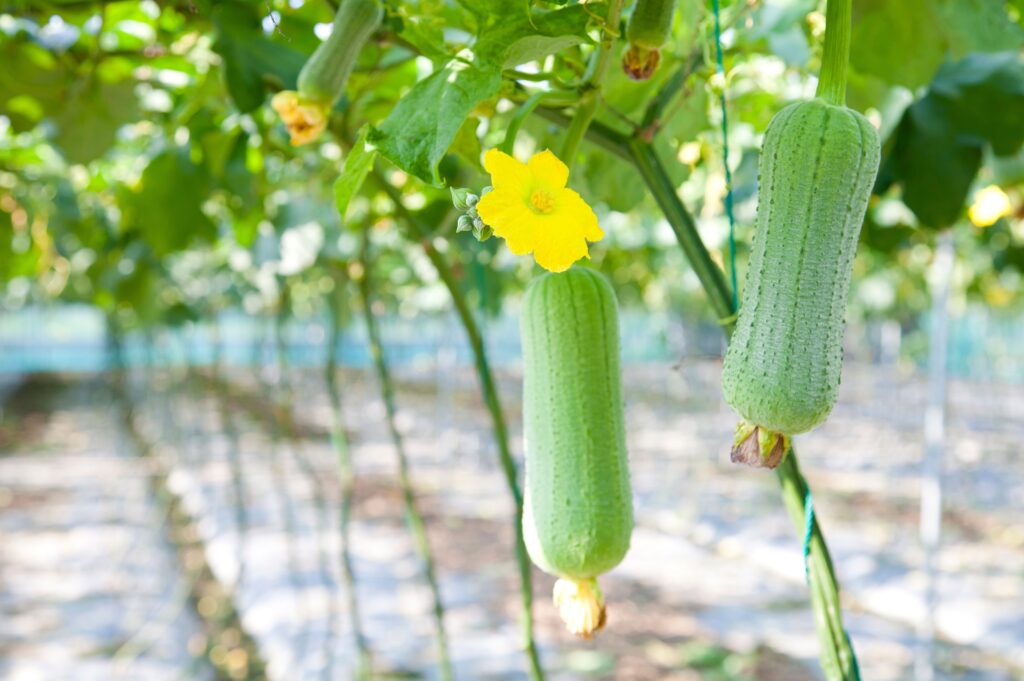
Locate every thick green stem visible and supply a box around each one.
[560,90,600,168]
[627,138,737,331]
[323,269,373,678]
[502,91,559,156]
[778,454,858,679]
[816,0,851,106]
[536,105,629,159]
[560,0,624,168]
[358,232,454,681]
[373,170,545,681]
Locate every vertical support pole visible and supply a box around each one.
[916,229,954,681]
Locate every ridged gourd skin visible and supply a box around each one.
[626,0,676,49]
[521,268,633,582]
[297,0,382,105]
[721,98,880,436]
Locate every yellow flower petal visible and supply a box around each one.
[483,149,531,194]
[533,225,590,273]
[476,187,539,255]
[476,148,604,273]
[527,149,569,190]
[557,188,603,242]
[271,90,329,146]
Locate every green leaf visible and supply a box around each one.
[886,96,983,229]
[580,148,646,212]
[661,84,710,146]
[851,0,947,89]
[933,52,1024,156]
[369,60,501,184]
[466,0,597,66]
[218,131,257,211]
[395,14,452,62]
[851,0,1023,89]
[334,126,377,222]
[129,148,215,255]
[747,1,816,66]
[0,206,40,282]
[53,79,139,164]
[211,2,306,112]
[934,0,1024,57]
[369,1,592,184]
[880,52,1024,229]
[449,116,484,172]
[232,210,261,248]
[0,41,65,131]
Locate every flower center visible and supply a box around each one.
[529,189,555,214]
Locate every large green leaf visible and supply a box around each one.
[851,0,947,88]
[880,52,1024,229]
[462,0,596,66]
[53,79,139,164]
[0,40,68,131]
[934,0,1024,57]
[886,97,984,229]
[371,0,594,184]
[934,52,1024,156]
[128,149,215,256]
[211,2,306,112]
[369,59,501,184]
[851,0,1022,89]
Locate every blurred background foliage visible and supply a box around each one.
[0,0,1022,351]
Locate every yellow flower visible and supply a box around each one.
[271,91,330,146]
[476,149,603,273]
[968,185,1012,228]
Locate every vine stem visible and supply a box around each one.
[502,91,560,156]
[537,108,859,681]
[357,231,454,681]
[272,288,348,681]
[560,0,625,169]
[816,0,851,107]
[372,170,545,681]
[323,266,374,678]
[105,318,269,680]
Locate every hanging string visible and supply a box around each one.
[803,482,862,680]
[802,488,815,581]
[711,0,738,311]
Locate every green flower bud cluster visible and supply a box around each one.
[451,187,494,242]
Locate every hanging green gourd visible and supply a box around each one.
[520,267,634,638]
[720,0,880,468]
[622,0,677,80]
[272,0,382,145]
